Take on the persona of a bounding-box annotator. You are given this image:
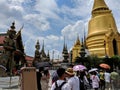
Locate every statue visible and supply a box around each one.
[33,40,41,67]
[3,22,16,74]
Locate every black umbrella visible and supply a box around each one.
[35,62,52,68]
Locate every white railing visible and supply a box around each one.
[0,76,20,89]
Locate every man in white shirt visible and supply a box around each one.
[51,68,71,90]
[65,68,80,90]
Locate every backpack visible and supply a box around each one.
[54,81,66,90]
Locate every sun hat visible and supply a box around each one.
[65,68,75,76]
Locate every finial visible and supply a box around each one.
[19,24,24,31]
[35,40,40,50]
[10,21,15,30]
[77,34,79,41]
[42,40,45,51]
[63,36,66,52]
[37,40,39,44]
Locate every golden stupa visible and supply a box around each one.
[86,0,120,57]
[72,36,81,62]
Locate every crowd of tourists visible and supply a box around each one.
[50,64,120,90]
[35,64,120,90]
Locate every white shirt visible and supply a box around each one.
[67,76,80,90]
[91,75,100,88]
[51,80,71,90]
[104,72,110,83]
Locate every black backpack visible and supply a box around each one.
[54,81,66,90]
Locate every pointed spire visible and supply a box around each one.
[92,0,111,17]
[80,38,86,57]
[77,34,79,41]
[81,38,83,44]
[65,44,68,51]
[47,50,50,57]
[83,29,87,49]
[63,36,66,52]
[41,40,46,59]
[35,40,40,50]
[42,40,44,51]
[47,50,50,61]
[92,0,109,11]
[10,21,15,30]
[19,24,24,31]
[8,21,16,34]
[75,34,80,45]
[84,28,86,43]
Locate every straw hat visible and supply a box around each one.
[65,68,75,76]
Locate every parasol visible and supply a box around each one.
[88,68,98,73]
[0,65,7,71]
[73,65,87,71]
[99,63,110,69]
[35,62,52,68]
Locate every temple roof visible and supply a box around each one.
[25,56,34,61]
[0,34,7,45]
[0,36,5,45]
[92,0,109,11]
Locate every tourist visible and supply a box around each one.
[41,69,50,90]
[36,67,44,90]
[111,69,119,90]
[51,68,71,90]
[79,71,90,90]
[104,70,111,90]
[51,70,59,84]
[90,71,100,90]
[65,68,80,90]
[99,70,105,90]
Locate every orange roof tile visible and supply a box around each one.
[0,36,5,44]
[25,56,34,61]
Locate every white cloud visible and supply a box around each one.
[46,35,59,41]
[35,0,60,20]
[24,14,50,31]
[9,6,23,12]
[61,20,85,41]
[60,0,93,20]
[8,0,24,4]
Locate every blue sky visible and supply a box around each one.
[0,0,120,60]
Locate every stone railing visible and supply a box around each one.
[0,76,19,89]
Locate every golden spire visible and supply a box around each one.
[92,0,108,11]
[74,34,80,46]
[92,0,111,17]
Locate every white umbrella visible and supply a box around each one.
[88,68,98,73]
[0,65,7,71]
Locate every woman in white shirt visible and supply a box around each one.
[91,71,100,90]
